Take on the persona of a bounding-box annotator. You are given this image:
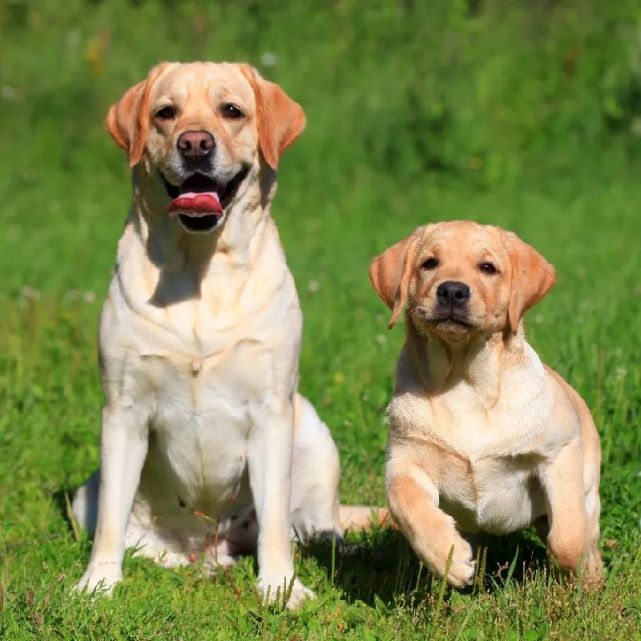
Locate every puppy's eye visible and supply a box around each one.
[221,103,244,119]
[421,257,439,270]
[155,106,177,120]
[479,262,498,274]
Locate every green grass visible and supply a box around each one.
[1,1,641,639]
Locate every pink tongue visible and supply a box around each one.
[168,191,222,216]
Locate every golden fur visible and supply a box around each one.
[370,221,602,586]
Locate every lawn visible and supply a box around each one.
[1,1,640,639]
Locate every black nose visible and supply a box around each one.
[437,281,470,306]
[177,130,215,159]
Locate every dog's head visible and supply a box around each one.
[369,221,556,341]
[106,61,306,233]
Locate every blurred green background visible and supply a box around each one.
[1,1,640,639]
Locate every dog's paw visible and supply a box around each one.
[285,579,316,609]
[446,557,476,588]
[74,563,122,596]
[437,539,476,588]
[257,575,316,609]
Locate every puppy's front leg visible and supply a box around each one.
[387,471,476,587]
[247,397,314,609]
[76,404,149,594]
[539,438,597,577]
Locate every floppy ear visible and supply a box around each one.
[503,231,556,333]
[369,234,419,329]
[106,63,171,167]
[240,65,306,169]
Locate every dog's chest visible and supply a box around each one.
[102,212,302,523]
[438,451,545,534]
[108,282,300,515]
[132,337,264,512]
[391,381,552,534]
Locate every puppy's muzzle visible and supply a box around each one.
[436,281,470,307]
[429,280,472,328]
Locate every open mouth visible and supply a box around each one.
[161,167,249,233]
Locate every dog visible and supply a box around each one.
[72,61,380,607]
[369,220,602,587]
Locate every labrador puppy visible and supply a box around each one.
[73,62,379,607]
[369,221,602,587]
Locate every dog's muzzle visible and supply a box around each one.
[161,167,250,233]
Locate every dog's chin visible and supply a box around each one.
[422,315,478,340]
[176,212,225,234]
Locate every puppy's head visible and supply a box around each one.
[106,61,306,233]
[369,221,556,341]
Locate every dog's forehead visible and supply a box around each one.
[421,222,503,256]
[151,62,255,105]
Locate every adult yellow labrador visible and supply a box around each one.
[370,221,602,586]
[73,62,376,607]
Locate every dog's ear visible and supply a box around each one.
[369,233,421,329]
[503,231,556,333]
[240,65,306,169]
[106,63,172,167]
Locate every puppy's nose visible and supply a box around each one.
[437,281,470,306]
[177,130,215,159]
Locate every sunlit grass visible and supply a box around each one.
[1,2,640,639]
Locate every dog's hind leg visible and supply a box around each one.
[290,394,343,542]
[291,395,391,540]
[73,470,191,569]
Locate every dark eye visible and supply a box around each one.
[221,103,244,119]
[479,261,498,274]
[421,257,439,270]
[155,105,177,120]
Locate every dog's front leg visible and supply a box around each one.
[539,437,595,577]
[387,470,476,588]
[76,404,149,595]
[247,396,314,609]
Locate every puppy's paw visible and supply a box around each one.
[438,539,476,588]
[257,574,316,609]
[446,558,476,588]
[584,546,604,584]
[74,563,122,596]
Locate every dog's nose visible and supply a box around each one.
[177,130,215,159]
[437,281,470,306]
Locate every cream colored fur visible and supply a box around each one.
[370,221,602,587]
[72,61,381,608]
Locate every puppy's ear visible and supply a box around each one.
[106,63,171,167]
[240,65,306,169]
[369,233,420,329]
[503,231,556,333]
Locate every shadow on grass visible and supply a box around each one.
[52,486,84,537]
[301,526,551,606]
[52,483,556,608]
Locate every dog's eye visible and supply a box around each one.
[155,106,177,120]
[421,257,439,270]
[221,103,244,119]
[479,262,498,274]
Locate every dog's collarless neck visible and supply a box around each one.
[407,325,512,406]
